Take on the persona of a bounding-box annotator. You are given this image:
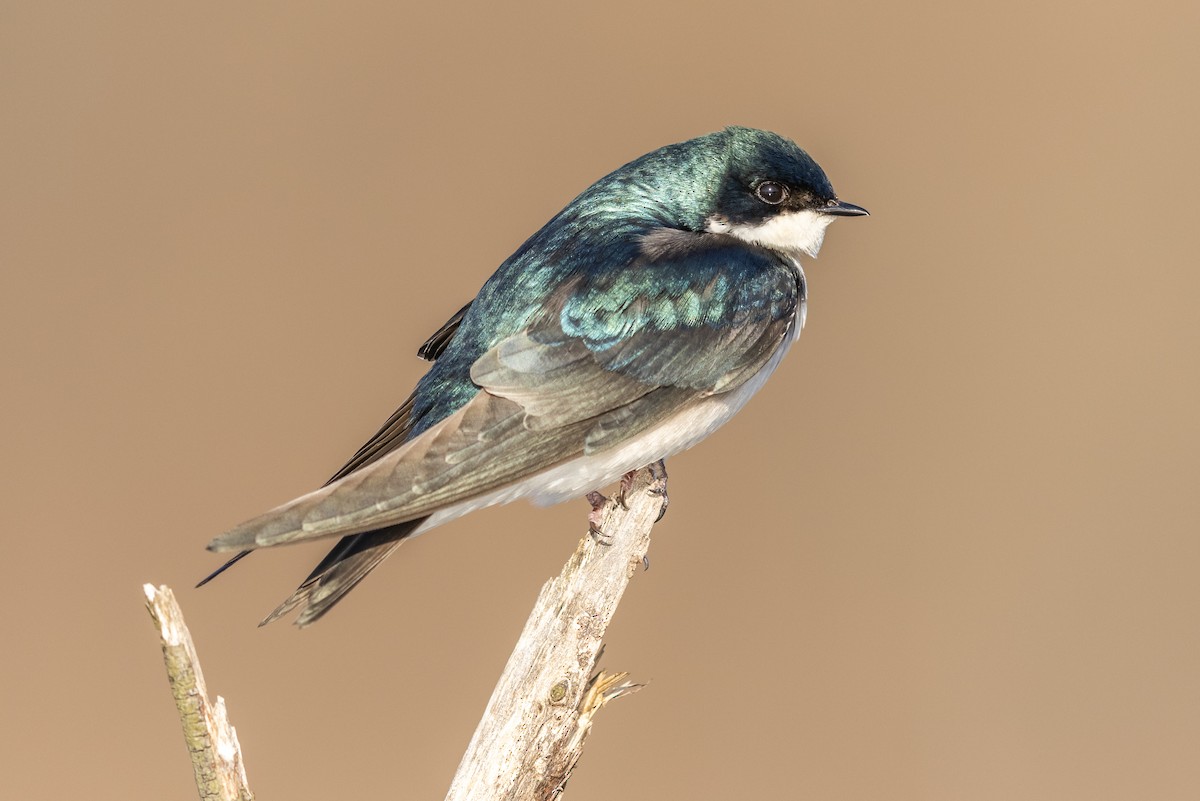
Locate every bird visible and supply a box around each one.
[202,126,868,626]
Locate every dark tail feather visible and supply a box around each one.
[196,549,252,587]
[259,517,428,628]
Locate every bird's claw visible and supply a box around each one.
[586,491,615,545]
[589,519,615,546]
[614,470,637,510]
[646,459,669,522]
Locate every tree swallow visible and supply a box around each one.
[203,126,868,626]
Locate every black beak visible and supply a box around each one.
[821,199,870,217]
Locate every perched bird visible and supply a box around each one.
[203,126,868,626]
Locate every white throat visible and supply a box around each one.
[706,209,835,259]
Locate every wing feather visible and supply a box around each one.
[209,233,801,557]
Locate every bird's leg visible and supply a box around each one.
[638,460,668,569]
[586,490,614,546]
[646,459,669,522]
[615,470,637,510]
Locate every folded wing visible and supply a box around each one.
[208,233,801,622]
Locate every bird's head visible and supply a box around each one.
[575,127,867,259]
[703,126,868,259]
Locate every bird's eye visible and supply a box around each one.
[755,181,788,205]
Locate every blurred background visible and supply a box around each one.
[4,2,1198,799]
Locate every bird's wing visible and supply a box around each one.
[209,234,800,553]
[326,302,473,484]
[417,300,472,362]
[197,301,473,588]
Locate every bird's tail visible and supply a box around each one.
[259,517,428,627]
[196,549,252,587]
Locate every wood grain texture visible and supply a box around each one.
[445,465,665,800]
[144,584,254,801]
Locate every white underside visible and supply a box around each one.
[414,280,806,536]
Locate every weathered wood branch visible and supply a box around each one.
[145,466,661,800]
[144,584,254,801]
[445,464,666,801]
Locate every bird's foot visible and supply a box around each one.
[586,460,669,543]
[611,461,670,520]
[646,459,669,522]
[614,470,636,510]
[586,491,615,545]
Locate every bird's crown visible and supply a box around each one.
[569,127,835,231]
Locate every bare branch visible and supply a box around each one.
[144,584,254,801]
[446,464,665,801]
[146,464,661,799]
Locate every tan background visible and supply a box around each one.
[4,1,1198,798]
